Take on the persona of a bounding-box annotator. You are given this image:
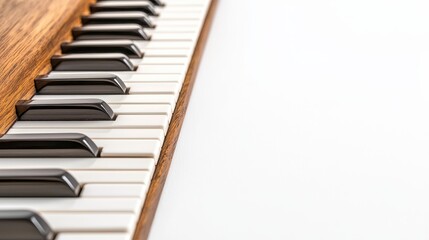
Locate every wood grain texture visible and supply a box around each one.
[133,1,218,239]
[0,0,91,134]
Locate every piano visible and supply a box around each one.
[0,0,216,239]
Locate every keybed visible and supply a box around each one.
[0,0,212,239]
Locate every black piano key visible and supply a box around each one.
[0,169,81,197]
[35,73,127,95]
[97,0,166,7]
[90,2,159,16]
[72,24,150,41]
[81,12,155,28]
[0,133,99,157]
[0,210,54,240]
[51,53,135,71]
[62,40,143,58]
[16,99,115,121]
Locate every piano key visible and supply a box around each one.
[90,1,159,16]
[50,72,185,83]
[42,212,137,232]
[136,65,186,74]
[134,40,193,49]
[134,56,188,65]
[0,158,155,171]
[51,53,135,71]
[150,25,198,32]
[82,12,155,28]
[144,49,191,57]
[8,128,165,141]
[16,99,115,121]
[56,233,132,240]
[95,139,161,158]
[13,115,170,131]
[73,24,150,41]
[0,210,54,240]
[32,94,176,105]
[0,169,80,197]
[0,198,143,213]
[151,32,198,41]
[98,0,165,7]
[62,40,143,58]
[35,73,127,95]
[0,133,99,157]
[81,184,147,197]
[68,170,152,184]
[127,82,181,94]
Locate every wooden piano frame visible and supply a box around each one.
[0,0,217,239]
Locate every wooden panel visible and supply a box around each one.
[133,1,218,239]
[0,0,91,134]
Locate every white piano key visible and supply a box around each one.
[95,139,161,159]
[50,72,185,83]
[13,115,170,131]
[145,49,192,57]
[128,82,181,94]
[135,40,193,49]
[138,57,189,65]
[32,94,176,105]
[151,32,198,41]
[136,65,186,74]
[7,128,165,141]
[56,233,132,240]
[110,104,172,118]
[148,26,198,33]
[0,158,155,171]
[42,212,137,232]
[69,170,152,184]
[0,198,143,213]
[157,12,204,20]
[81,184,147,198]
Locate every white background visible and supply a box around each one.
[150,0,429,239]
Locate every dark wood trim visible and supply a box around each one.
[132,1,218,239]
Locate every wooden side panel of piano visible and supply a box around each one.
[0,0,217,239]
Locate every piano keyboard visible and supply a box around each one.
[0,0,213,239]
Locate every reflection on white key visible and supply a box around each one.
[13,115,170,131]
[81,184,147,198]
[56,233,132,240]
[0,158,155,171]
[42,212,137,232]
[7,128,165,141]
[0,198,143,213]
[95,139,162,159]
[69,171,152,184]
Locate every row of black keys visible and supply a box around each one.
[55,0,168,71]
